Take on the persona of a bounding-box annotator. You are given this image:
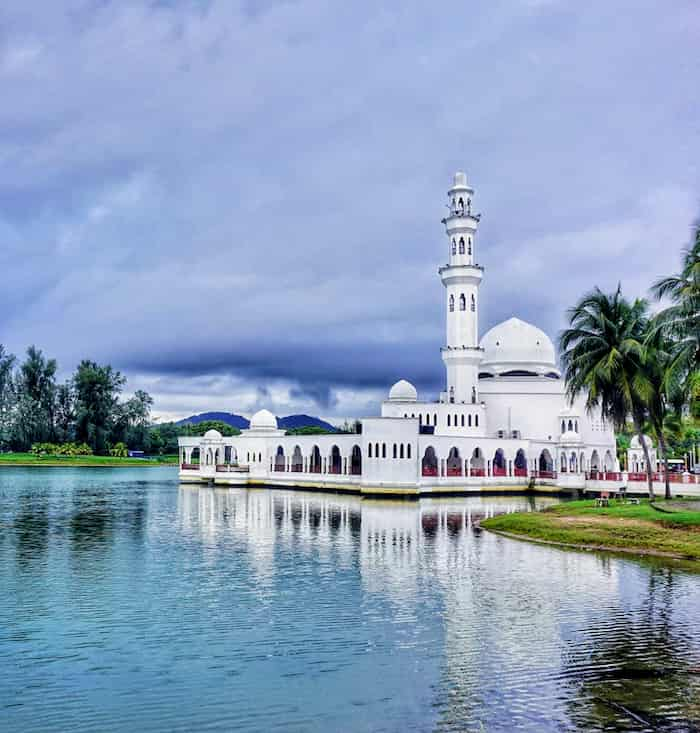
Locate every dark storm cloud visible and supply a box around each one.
[0,0,698,417]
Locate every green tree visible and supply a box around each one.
[12,345,57,449]
[0,345,16,449]
[73,360,126,454]
[54,382,75,443]
[651,224,700,391]
[559,285,656,498]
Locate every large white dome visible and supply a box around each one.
[249,409,278,431]
[202,429,222,440]
[479,317,559,377]
[388,379,418,402]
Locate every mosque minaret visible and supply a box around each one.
[440,171,483,406]
[179,170,626,495]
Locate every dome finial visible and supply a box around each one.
[453,171,467,187]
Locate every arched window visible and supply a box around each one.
[475,414,479,427]
[459,293,466,311]
[382,443,386,458]
[468,237,472,255]
[451,239,456,255]
[561,420,566,434]
[468,414,472,427]
[470,294,475,312]
[449,294,454,312]
[459,237,465,254]
[400,444,404,459]
[407,444,411,459]
[447,414,451,427]
[368,443,373,458]
[434,413,437,425]
[393,443,397,459]
[454,414,458,426]
[568,419,574,432]
[461,414,465,427]
[575,420,579,433]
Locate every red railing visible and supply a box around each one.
[422,466,438,477]
[328,467,341,475]
[274,465,286,472]
[514,468,528,477]
[447,467,462,477]
[181,463,199,470]
[534,470,556,479]
[470,468,486,477]
[350,467,362,475]
[292,465,303,473]
[492,467,506,477]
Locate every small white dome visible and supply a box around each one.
[479,317,559,377]
[560,430,581,444]
[630,435,654,450]
[203,429,222,440]
[388,379,418,402]
[249,409,278,431]
[453,171,467,187]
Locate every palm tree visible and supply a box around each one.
[638,331,685,500]
[651,225,700,392]
[559,285,656,499]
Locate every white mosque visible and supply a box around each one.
[179,171,622,495]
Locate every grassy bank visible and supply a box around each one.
[0,452,178,467]
[482,499,700,561]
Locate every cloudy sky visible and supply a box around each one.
[1,1,698,422]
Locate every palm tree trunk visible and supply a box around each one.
[632,417,655,500]
[657,433,671,500]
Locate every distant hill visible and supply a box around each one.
[176,411,336,432]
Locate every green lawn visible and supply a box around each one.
[482,499,700,561]
[0,452,178,467]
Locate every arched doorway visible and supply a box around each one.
[603,450,614,472]
[493,449,506,477]
[329,445,342,474]
[560,453,567,472]
[292,446,303,472]
[590,450,600,474]
[569,451,578,473]
[514,449,528,477]
[310,445,322,474]
[447,447,462,476]
[470,447,485,476]
[274,446,285,472]
[350,445,362,475]
[538,449,554,476]
[422,447,438,476]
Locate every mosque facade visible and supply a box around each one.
[179,172,622,495]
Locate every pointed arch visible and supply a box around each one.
[514,449,528,477]
[538,449,554,475]
[459,293,466,311]
[470,447,485,476]
[329,445,342,474]
[493,448,506,476]
[292,445,303,472]
[310,445,322,473]
[470,294,475,312]
[422,446,438,476]
[447,447,462,476]
[350,445,362,475]
[449,294,454,312]
[458,237,465,254]
[274,445,285,472]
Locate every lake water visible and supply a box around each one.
[1,467,699,732]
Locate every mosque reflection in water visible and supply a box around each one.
[178,487,700,732]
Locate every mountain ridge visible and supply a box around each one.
[175,411,337,432]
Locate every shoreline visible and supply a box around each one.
[481,499,700,564]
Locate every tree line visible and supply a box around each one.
[0,348,154,455]
[560,225,699,499]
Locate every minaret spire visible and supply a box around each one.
[439,171,484,404]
